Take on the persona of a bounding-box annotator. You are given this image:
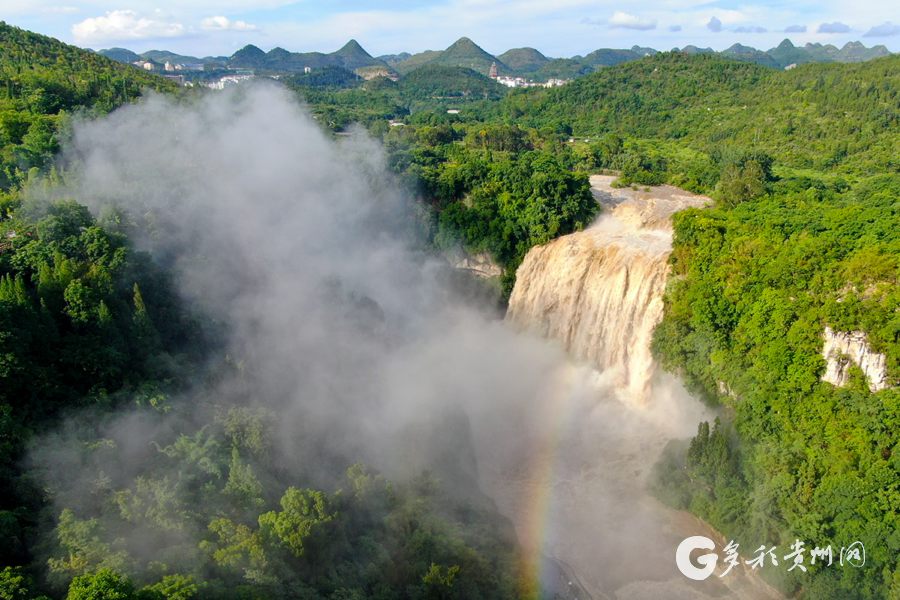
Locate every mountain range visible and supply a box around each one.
[97,37,892,81]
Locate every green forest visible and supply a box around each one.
[0,22,529,600]
[1,18,898,600]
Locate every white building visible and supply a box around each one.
[494,75,570,89]
[207,74,255,90]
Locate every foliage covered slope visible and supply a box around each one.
[0,22,176,192]
[500,52,899,176]
[652,173,899,599]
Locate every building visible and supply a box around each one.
[495,75,571,89]
[207,74,254,90]
[488,59,569,89]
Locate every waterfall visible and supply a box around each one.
[506,175,709,400]
[495,178,784,598]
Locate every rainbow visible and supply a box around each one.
[517,366,593,596]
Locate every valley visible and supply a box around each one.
[0,18,896,600]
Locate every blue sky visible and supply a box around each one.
[4,0,899,57]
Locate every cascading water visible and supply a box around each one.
[506,175,708,401]
[481,176,782,599]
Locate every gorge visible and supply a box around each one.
[493,176,780,599]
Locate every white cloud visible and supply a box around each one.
[201,16,258,32]
[609,11,657,30]
[733,25,766,33]
[817,21,850,33]
[784,24,806,33]
[864,21,899,37]
[706,16,722,32]
[72,10,186,43]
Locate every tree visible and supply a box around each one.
[258,488,336,558]
[0,567,34,600]
[717,157,769,206]
[140,574,199,600]
[66,569,136,600]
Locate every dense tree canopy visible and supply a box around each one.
[0,22,176,192]
[651,173,899,598]
[497,52,899,176]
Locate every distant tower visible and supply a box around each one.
[489,61,498,78]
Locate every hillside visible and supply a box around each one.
[98,48,228,66]
[0,22,174,100]
[140,49,207,64]
[641,59,899,600]
[101,40,390,74]
[0,15,186,572]
[531,57,595,80]
[391,49,443,74]
[377,52,412,66]
[96,46,140,62]
[285,66,360,89]
[398,65,506,100]
[721,42,779,68]
[332,39,383,70]
[496,47,549,73]
[405,38,892,80]
[425,37,506,76]
[95,37,893,82]
[229,43,266,67]
[250,40,386,72]
[767,38,890,67]
[580,47,643,67]
[0,21,175,190]
[502,52,899,175]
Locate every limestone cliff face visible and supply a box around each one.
[821,326,890,392]
[451,251,502,278]
[506,176,709,401]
